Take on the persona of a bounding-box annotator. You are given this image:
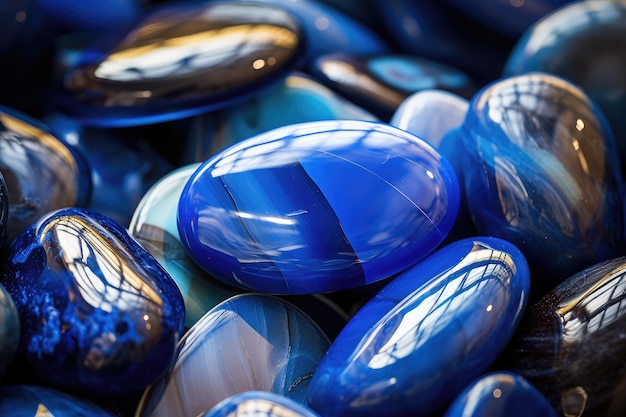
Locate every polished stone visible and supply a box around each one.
[56,1,304,127]
[460,72,624,295]
[184,71,378,163]
[501,256,626,416]
[1,207,185,395]
[136,293,330,417]
[201,391,321,417]
[305,236,530,417]
[0,282,19,379]
[177,120,460,294]
[444,372,557,417]
[504,0,626,171]
[0,107,92,245]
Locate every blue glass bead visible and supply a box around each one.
[310,53,476,120]
[501,256,626,416]
[201,391,321,417]
[0,384,117,416]
[129,163,240,329]
[0,281,19,379]
[503,0,626,171]
[54,1,304,127]
[305,236,530,417]
[460,72,624,294]
[177,120,460,294]
[183,71,378,163]
[136,293,330,417]
[38,0,142,33]
[444,372,557,417]
[0,106,92,245]
[0,207,185,396]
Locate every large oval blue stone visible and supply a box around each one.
[177,120,460,294]
[305,236,530,417]
[201,391,321,417]
[0,207,185,395]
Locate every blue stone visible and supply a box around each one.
[0,207,185,395]
[310,53,476,120]
[503,0,626,172]
[183,71,378,163]
[0,384,117,416]
[460,72,624,294]
[501,256,626,416]
[0,281,19,379]
[177,120,460,294]
[0,106,92,245]
[54,1,304,127]
[201,391,321,417]
[305,236,530,417]
[38,0,142,33]
[136,293,330,417]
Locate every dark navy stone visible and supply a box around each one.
[504,0,626,172]
[136,293,330,417]
[0,384,117,416]
[501,256,626,416]
[460,72,624,296]
[177,120,460,294]
[305,236,530,417]
[444,371,557,417]
[0,107,92,245]
[0,281,19,379]
[0,207,185,396]
[201,391,321,417]
[55,1,304,127]
[38,0,142,33]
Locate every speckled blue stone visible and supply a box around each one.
[0,384,117,416]
[460,72,624,293]
[444,372,557,417]
[201,391,321,417]
[136,293,330,417]
[177,120,460,294]
[0,207,185,395]
[305,236,530,417]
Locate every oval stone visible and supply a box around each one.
[0,207,185,395]
[305,236,530,417]
[57,1,304,127]
[136,293,330,417]
[177,120,460,294]
[201,391,321,417]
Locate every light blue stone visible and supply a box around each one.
[177,120,460,294]
[305,236,530,417]
[201,391,321,417]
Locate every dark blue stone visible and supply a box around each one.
[0,281,19,379]
[504,0,626,172]
[136,293,330,417]
[0,384,117,416]
[501,256,626,416]
[38,0,142,33]
[444,371,557,417]
[201,391,321,417]
[177,120,460,294]
[460,72,624,295]
[305,236,530,417]
[54,1,304,127]
[0,207,185,395]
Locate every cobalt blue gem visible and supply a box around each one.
[460,72,624,295]
[177,120,460,294]
[201,391,321,417]
[55,1,304,127]
[444,372,557,417]
[305,236,530,417]
[0,207,185,396]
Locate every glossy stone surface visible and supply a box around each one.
[184,71,378,163]
[202,391,321,417]
[0,282,19,379]
[501,256,626,416]
[1,207,185,395]
[444,372,557,417]
[0,107,92,245]
[129,163,240,329]
[305,236,530,417]
[504,0,626,171]
[136,293,330,417]
[177,120,460,294]
[0,384,117,416]
[56,1,304,127]
[311,53,476,120]
[460,72,624,294]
